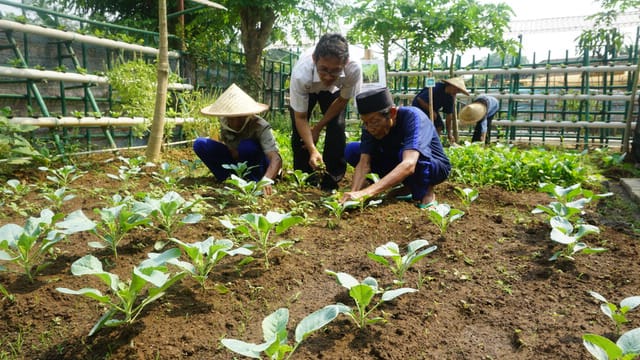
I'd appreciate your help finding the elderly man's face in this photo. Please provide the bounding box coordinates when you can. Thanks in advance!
[361,111,392,139]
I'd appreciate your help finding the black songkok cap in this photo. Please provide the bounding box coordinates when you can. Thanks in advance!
[355,87,394,114]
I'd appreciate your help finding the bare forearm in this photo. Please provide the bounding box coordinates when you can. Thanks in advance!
[315,97,348,130]
[294,113,318,152]
[264,152,282,180]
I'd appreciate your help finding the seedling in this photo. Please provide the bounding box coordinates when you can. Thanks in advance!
[532,183,612,222]
[287,169,313,188]
[322,193,360,225]
[583,327,640,360]
[106,156,152,183]
[426,203,464,234]
[454,187,479,211]
[41,187,76,211]
[0,209,96,282]
[167,237,253,288]
[325,270,417,328]
[151,161,185,190]
[3,179,31,199]
[89,198,151,258]
[367,239,437,286]
[132,191,203,249]
[589,291,640,337]
[222,161,257,179]
[548,216,606,261]
[222,175,274,206]
[38,165,86,188]
[219,211,303,268]
[180,158,202,177]
[221,305,348,360]
[56,249,186,336]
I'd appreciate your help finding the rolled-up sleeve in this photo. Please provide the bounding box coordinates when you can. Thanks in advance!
[340,61,362,100]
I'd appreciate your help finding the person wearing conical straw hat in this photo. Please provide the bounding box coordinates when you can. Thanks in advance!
[459,94,499,144]
[342,87,451,210]
[289,33,362,191]
[195,83,282,195]
[411,77,469,145]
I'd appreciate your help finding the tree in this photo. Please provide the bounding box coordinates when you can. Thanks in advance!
[578,0,640,161]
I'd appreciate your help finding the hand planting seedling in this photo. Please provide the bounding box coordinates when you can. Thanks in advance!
[56,249,186,336]
[589,291,640,337]
[167,237,253,288]
[221,305,348,360]
[583,327,640,360]
[219,211,303,269]
[89,198,151,258]
[132,190,203,249]
[0,209,95,282]
[454,187,479,211]
[548,216,606,261]
[325,270,417,328]
[425,203,464,235]
[368,239,437,286]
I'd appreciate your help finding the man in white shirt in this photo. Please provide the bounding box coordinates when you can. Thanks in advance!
[289,33,362,190]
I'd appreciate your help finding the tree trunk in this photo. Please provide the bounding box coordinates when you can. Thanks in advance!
[239,6,276,99]
[146,0,169,162]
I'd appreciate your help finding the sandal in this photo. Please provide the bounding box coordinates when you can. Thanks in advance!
[417,200,438,211]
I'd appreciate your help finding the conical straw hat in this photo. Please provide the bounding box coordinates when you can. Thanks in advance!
[201,83,269,117]
[459,102,487,125]
[442,77,470,96]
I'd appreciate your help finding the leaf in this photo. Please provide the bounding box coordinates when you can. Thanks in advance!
[294,304,343,343]
[181,213,202,224]
[381,288,418,302]
[583,333,621,360]
[589,291,608,303]
[330,271,360,289]
[350,284,376,309]
[620,296,640,311]
[262,308,289,343]
[220,338,268,359]
[56,287,110,303]
[374,242,400,257]
[55,210,96,234]
[617,327,640,355]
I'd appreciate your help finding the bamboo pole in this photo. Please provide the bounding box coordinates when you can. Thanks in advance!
[8,116,195,127]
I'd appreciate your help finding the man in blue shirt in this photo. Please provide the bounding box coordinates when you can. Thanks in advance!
[342,87,451,209]
[412,77,469,144]
[459,94,500,144]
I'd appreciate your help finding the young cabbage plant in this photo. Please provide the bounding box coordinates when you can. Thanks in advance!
[368,239,437,286]
[0,209,96,282]
[222,161,258,179]
[221,305,349,360]
[426,203,464,235]
[287,169,313,188]
[132,191,203,249]
[583,327,640,360]
[56,249,186,336]
[151,161,185,190]
[219,211,303,269]
[180,158,202,177]
[89,199,151,258]
[38,164,86,188]
[222,174,273,206]
[106,155,152,183]
[548,216,606,261]
[454,187,479,211]
[3,178,31,199]
[325,270,417,328]
[533,183,613,222]
[41,187,76,211]
[167,237,253,288]
[321,194,360,226]
[589,291,640,337]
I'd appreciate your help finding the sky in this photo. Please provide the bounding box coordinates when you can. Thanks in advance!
[466,0,637,62]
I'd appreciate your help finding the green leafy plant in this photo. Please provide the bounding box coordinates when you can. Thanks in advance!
[180,158,203,177]
[41,187,76,211]
[221,305,348,360]
[589,291,640,337]
[132,191,203,249]
[454,187,479,211]
[321,194,361,227]
[167,237,253,288]
[56,249,186,336]
[221,175,274,206]
[0,209,95,282]
[367,239,437,286]
[222,161,257,179]
[219,211,303,268]
[0,113,41,172]
[548,216,606,261]
[89,197,152,258]
[152,161,186,190]
[38,165,86,188]
[426,203,465,235]
[286,169,314,189]
[583,327,640,360]
[106,156,151,183]
[3,179,32,199]
[532,183,612,222]
[325,270,417,328]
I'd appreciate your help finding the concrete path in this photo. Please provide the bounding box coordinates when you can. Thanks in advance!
[621,178,640,204]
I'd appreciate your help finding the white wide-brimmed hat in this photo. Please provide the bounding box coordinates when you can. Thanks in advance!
[459,102,488,125]
[442,77,470,96]
[201,83,269,117]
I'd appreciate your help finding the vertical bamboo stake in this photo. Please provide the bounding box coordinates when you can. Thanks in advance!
[146,0,169,162]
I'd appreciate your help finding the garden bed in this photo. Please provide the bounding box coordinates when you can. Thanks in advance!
[1,147,639,360]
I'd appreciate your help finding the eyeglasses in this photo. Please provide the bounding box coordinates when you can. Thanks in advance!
[362,116,387,130]
[316,66,343,77]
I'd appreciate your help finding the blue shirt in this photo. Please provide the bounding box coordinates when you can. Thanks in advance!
[360,106,450,167]
[474,95,499,133]
[411,82,454,115]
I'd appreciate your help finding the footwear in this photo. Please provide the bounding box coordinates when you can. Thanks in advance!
[395,194,413,201]
[417,200,438,211]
